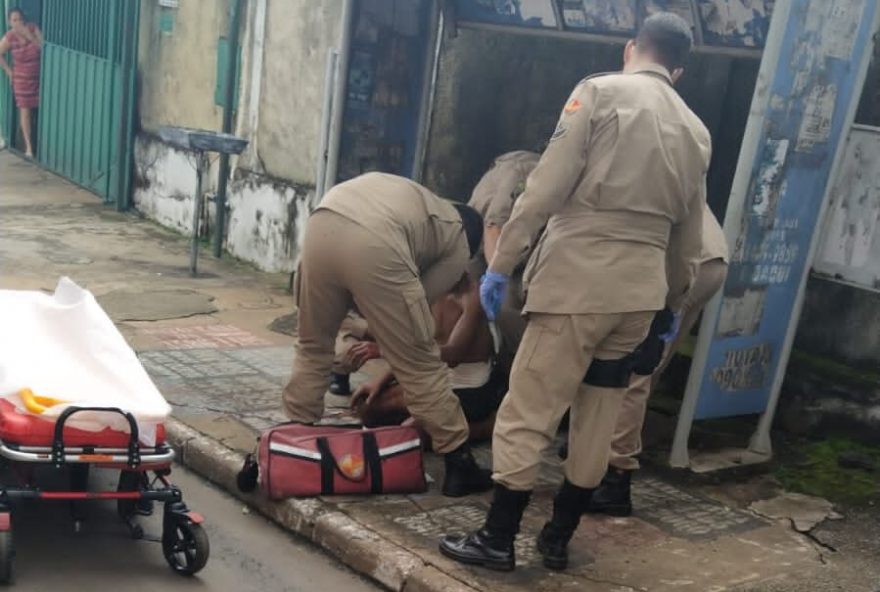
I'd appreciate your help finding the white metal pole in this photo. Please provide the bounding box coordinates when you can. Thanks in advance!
[669,0,794,468]
[412,1,444,183]
[240,0,268,171]
[315,48,338,201]
[323,0,355,194]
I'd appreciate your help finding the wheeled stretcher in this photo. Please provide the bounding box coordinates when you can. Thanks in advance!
[0,400,209,583]
[0,278,209,583]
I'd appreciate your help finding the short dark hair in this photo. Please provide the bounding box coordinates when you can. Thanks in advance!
[637,13,693,72]
[8,8,24,19]
[452,203,483,258]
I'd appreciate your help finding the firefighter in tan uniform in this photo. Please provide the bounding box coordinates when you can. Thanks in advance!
[587,205,728,516]
[283,172,492,497]
[441,13,710,571]
[468,151,541,369]
[328,151,542,397]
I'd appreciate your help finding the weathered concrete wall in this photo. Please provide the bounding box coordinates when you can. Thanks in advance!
[423,28,759,206]
[133,133,308,273]
[226,173,314,273]
[133,134,199,236]
[796,278,880,370]
[245,0,343,185]
[133,0,338,272]
[137,0,227,133]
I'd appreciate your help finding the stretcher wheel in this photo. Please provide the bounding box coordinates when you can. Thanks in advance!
[0,529,13,585]
[162,519,209,576]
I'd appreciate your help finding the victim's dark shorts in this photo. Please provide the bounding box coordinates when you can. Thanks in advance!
[453,364,506,423]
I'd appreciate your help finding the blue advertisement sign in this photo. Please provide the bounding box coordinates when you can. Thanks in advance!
[336,0,433,182]
[455,0,774,48]
[455,0,559,28]
[692,0,877,419]
[696,0,772,48]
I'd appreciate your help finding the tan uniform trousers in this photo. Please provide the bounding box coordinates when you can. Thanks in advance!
[492,311,653,491]
[608,258,729,471]
[283,211,469,454]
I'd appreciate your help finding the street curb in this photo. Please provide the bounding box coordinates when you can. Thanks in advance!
[165,418,479,592]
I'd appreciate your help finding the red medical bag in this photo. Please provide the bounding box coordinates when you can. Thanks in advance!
[253,424,427,499]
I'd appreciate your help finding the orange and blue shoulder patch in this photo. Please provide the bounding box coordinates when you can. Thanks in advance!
[563,99,582,114]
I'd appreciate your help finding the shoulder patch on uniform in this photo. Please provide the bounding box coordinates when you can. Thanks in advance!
[563,99,582,114]
[550,120,568,142]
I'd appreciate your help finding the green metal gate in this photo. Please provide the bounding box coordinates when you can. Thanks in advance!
[38,0,139,208]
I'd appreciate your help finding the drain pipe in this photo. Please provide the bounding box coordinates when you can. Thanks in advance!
[322,0,355,195]
[212,0,244,258]
[314,48,338,201]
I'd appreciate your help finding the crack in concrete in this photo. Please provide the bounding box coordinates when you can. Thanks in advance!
[797,521,838,566]
[778,517,838,566]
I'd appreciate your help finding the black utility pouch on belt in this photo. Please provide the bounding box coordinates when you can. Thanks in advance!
[582,308,674,387]
[631,308,674,376]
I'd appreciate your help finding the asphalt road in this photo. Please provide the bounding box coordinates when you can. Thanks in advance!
[4,465,380,591]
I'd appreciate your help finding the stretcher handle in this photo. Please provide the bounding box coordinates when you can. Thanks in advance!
[51,406,141,468]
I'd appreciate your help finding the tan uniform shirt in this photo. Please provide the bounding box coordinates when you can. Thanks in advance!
[316,172,469,304]
[468,151,541,226]
[491,64,711,314]
[701,205,729,264]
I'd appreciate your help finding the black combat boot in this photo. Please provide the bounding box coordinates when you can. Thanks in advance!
[537,479,593,571]
[439,484,531,571]
[328,372,351,395]
[442,443,493,497]
[586,467,632,517]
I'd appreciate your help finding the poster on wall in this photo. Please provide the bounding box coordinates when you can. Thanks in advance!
[336,0,431,182]
[689,0,875,420]
[814,126,880,290]
[697,0,772,47]
[454,0,559,28]
[561,0,638,33]
[642,0,697,29]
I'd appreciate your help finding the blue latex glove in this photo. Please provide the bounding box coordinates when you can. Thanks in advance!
[480,271,509,321]
[659,311,682,344]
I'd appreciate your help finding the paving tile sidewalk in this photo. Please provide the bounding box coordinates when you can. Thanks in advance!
[3,152,879,592]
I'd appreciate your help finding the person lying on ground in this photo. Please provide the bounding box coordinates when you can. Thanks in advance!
[350,271,503,443]
[328,311,380,395]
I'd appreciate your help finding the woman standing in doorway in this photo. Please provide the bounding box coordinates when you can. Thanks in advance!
[0,8,42,158]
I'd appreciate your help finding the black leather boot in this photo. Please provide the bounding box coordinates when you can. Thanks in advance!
[439,484,531,571]
[586,467,632,517]
[328,372,351,395]
[442,444,493,497]
[537,480,593,571]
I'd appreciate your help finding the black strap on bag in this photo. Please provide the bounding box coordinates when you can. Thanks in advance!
[362,432,383,494]
[316,437,337,495]
[316,432,384,495]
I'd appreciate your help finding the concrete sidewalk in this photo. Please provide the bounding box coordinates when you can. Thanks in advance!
[2,152,879,592]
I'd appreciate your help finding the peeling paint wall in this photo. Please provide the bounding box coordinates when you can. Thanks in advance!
[132,0,339,272]
[226,174,314,273]
[133,135,199,236]
[133,134,308,273]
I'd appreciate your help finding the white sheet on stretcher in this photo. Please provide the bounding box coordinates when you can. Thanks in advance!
[0,278,171,446]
